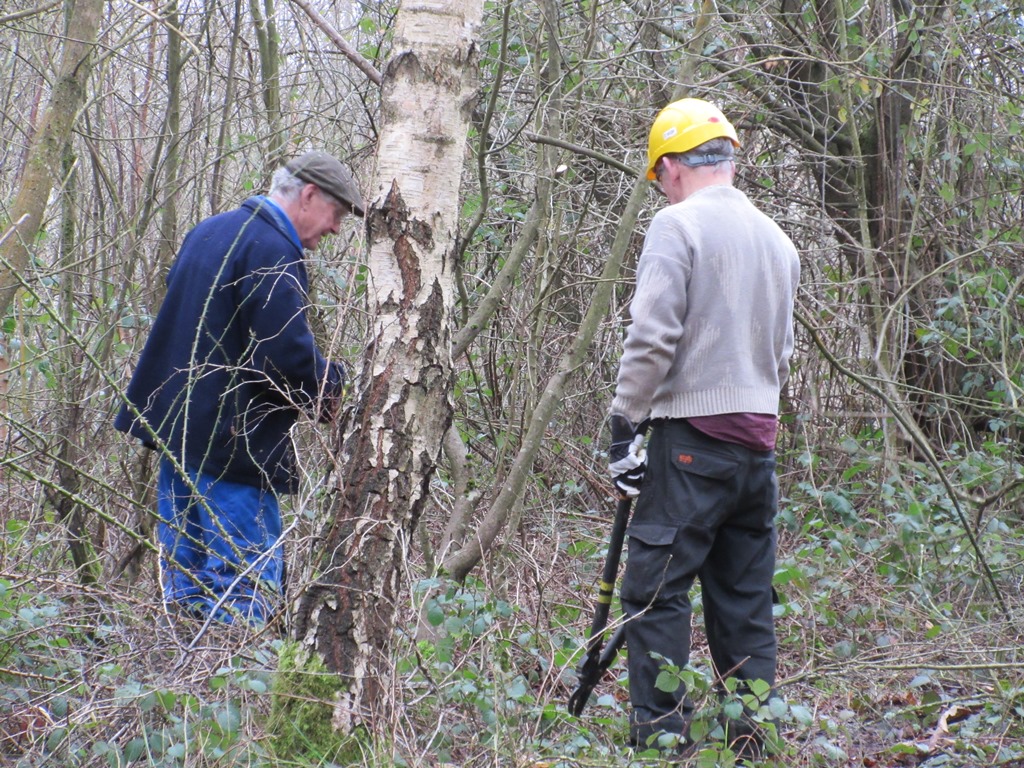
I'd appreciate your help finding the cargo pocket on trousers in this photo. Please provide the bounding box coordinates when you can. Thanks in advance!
[671,448,739,479]
[620,523,678,605]
[669,448,740,522]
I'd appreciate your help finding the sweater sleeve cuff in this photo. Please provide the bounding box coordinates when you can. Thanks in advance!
[610,397,650,426]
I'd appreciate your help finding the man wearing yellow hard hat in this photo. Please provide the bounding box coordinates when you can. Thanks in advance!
[607,98,800,758]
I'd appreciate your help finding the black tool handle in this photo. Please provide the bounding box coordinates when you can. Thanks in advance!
[584,494,631,647]
[567,495,633,715]
[567,418,650,716]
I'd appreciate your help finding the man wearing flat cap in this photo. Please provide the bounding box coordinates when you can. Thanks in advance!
[115,150,364,626]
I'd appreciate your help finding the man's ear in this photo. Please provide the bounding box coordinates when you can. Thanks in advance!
[299,183,319,206]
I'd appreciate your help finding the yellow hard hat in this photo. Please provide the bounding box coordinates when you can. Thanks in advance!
[646,98,740,180]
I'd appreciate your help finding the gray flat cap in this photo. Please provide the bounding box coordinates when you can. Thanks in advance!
[286,151,365,217]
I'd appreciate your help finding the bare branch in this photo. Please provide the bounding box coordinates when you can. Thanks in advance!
[0,1,60,25]
[524,131,638,177]
[288,0,383,86]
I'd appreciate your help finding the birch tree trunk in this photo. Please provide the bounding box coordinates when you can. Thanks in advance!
[292,0,483,732]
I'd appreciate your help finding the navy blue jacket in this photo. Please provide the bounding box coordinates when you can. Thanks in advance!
[115,197,345,493]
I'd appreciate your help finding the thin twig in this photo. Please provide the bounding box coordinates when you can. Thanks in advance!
[0,214,30,247]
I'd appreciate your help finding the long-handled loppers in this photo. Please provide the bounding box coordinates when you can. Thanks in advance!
[567,493,633,716]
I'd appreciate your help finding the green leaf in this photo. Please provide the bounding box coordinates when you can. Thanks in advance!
[722,699,744,719]
[167,743,186,759]
[789,703,814,725]
[214,702,241,736]
[833,640,856,658]
[822,491,856,521]
[748,678,772,700]
[123,737,146,761]
[655,670,680,693]
[769,696,790,719]
[506,678,528,700]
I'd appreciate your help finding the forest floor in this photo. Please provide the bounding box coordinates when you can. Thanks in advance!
[2,493,1024,767]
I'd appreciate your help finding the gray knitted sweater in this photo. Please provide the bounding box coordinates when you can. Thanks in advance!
[611,184,800,424]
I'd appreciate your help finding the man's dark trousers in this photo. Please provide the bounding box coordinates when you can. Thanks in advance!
[620,419,778,746]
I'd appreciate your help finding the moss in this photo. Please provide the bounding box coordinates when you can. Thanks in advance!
[268,642,368,764]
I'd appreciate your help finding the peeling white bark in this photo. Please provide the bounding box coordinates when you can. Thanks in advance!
[295,0,483,735]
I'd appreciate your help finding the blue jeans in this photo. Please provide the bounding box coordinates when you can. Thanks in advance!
[157,458,283,624]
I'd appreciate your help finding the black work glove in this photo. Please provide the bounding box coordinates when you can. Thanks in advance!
[607,414,647,497]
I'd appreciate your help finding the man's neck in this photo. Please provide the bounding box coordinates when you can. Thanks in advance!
[267,192,299,221]
[260,193,304,251]
[675,167,734,203]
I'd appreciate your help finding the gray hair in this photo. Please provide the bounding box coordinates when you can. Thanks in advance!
[269,166,306,201]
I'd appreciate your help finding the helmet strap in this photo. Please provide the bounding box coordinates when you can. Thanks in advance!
[677,153,734,168]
